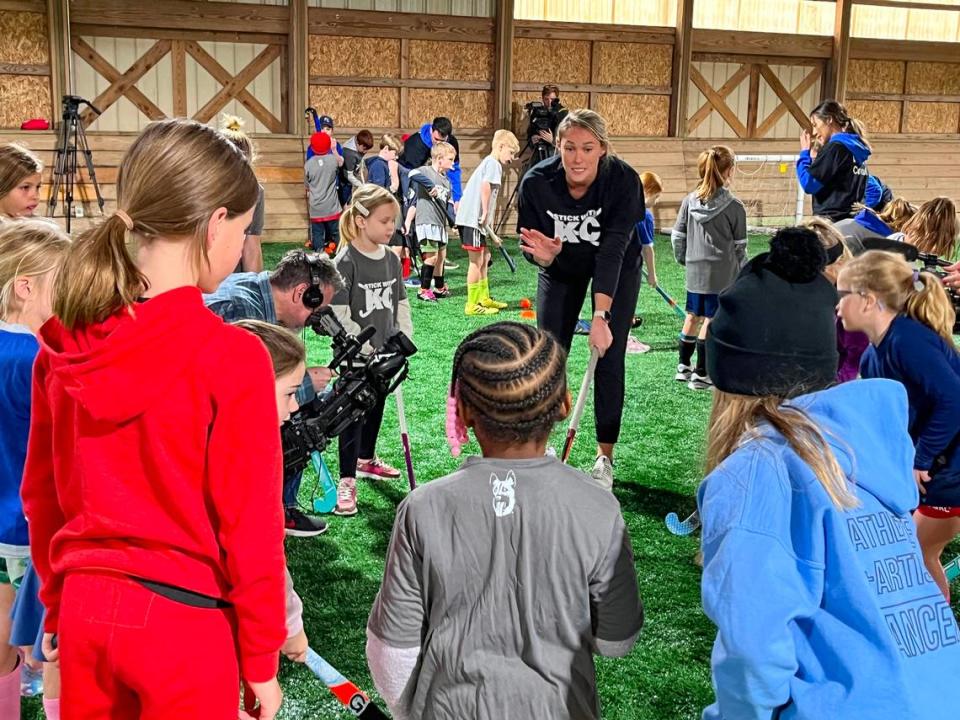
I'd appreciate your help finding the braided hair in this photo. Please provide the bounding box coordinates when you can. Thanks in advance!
[448,322,568,452]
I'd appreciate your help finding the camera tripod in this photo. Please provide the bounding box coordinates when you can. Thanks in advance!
[493,135,553,237]
[47,95,105,233]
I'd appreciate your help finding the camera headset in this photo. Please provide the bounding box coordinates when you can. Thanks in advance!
[299,251,326,310]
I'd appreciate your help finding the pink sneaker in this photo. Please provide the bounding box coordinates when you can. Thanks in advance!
[417,289,437,302]
[357,457,401,480]
[333,477,357,516]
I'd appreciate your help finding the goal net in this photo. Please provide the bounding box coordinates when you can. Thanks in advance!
[733,154,805,233]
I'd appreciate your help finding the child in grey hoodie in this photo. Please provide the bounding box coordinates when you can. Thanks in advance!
[671,145,747,390]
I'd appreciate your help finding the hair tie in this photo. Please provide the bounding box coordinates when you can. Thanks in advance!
[912,269,924,292]
[445,382,468,457]
[113,209,134,231]
[354,201,369,217]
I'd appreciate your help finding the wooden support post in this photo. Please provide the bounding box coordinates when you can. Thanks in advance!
[288,0,308,134]
[588,41,599,111]
[746,63,760,137]
[825,0,852,102]
[669,0,694,137]
[171,40,187,117]
[46,0,71,120]
[493,0,515,130]
[400,38,409,128]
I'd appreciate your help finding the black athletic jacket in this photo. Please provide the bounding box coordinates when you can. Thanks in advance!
[795,133,871,221]
[517,154,643,298]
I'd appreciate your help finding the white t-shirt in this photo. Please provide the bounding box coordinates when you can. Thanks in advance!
[455,154,502,230]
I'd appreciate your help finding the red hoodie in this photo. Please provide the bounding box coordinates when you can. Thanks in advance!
[21,286,286,682]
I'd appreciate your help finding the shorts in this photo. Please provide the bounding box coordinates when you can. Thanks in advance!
[916,505,960,519]
[685,292,719,318]
[0,554,28,589]
[389,229,406,248]
[460,225,485,252]
[417,224,447,252]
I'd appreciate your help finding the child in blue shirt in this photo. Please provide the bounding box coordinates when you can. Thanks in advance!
[838,250,960,601]
[0,219,70,719]
[700,227,960,720]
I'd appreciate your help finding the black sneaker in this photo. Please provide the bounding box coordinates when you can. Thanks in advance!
[284,508,328,537]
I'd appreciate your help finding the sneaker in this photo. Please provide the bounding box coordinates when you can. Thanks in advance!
[465,303,499,316]
[357,457,401,480]
[675,363,693,382]
[574,319,591,335]
[444,260,459,270]
[688,371,714,390]
[333,477,358,516]
[433,286,452,299]
[404,277,421,288]
[479,297,508,310]
[625,336,651,354]
[631,315,644,329]
[590,455,614,491]
[417,289,438,302]
[284,507,328,537]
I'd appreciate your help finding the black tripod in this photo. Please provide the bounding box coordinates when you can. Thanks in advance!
[494,135,553,237]
[47,95,105,233]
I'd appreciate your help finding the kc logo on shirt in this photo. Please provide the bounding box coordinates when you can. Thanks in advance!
[358,279,395,319]
[548,209,602,247]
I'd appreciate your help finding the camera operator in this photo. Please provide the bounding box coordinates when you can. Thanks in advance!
[204,249,344,536]
[528,85,567,157]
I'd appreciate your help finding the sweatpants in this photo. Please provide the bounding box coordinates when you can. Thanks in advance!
[536,245,642,444]
[338,395,388,478]
[59,571,241,719]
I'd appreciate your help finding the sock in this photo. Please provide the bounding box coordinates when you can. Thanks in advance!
[678,334,696,366]
[420,264,434,291]
[466,282,479,309]
[43,697,60,720]
[401,257,411,279]
[0,657,20,720]
[695,339,707,376]
[480,278,490,300]
[434,274,445,290]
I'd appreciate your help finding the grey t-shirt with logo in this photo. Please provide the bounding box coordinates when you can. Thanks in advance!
[331,244,406,349]
[368,455,643,720]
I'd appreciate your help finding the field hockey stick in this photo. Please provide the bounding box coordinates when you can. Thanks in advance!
[945,554,960,583]
[641,267,685,319]
[482,225,517,273]
[562,347,600,463]
[665,510,701,536]
[305,648,391,718]
[395,386,416,490]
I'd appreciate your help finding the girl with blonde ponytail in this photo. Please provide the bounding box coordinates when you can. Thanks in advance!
[20,118,287,718]
[700,229,960,720]
[838,250,960,602]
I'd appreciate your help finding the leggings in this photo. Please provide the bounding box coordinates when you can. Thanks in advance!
[338,395,388,478]
[536,246,642,445]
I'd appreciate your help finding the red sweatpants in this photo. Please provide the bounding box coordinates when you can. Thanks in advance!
[59,572,241,720]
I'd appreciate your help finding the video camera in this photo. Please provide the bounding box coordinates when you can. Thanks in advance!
[918,252,960,334]
[281,309,417,476]
[524,98,563,136]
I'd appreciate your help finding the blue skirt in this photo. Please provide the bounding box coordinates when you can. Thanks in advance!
[10,560,47,662]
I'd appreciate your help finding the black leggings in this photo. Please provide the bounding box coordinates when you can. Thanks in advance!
[536,246,642,445]
[338,395,387,479]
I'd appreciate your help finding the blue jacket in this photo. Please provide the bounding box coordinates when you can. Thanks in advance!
[635,208,655,248]
[399,123,462,202]
[863,174,892,211]
[0,325,38,549]
[852,208,893,237]
[796,133,870,221]
[699,379,960,720]
[860,315,960,506]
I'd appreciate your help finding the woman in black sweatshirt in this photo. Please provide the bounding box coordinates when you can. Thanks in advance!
[517,108,643,489]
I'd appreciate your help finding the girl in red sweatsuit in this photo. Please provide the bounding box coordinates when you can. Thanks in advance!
[20,118,287,719]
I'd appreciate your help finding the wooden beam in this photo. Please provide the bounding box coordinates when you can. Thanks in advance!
[758,64,810,128]
[310,76,494,91]
[70,0,289,35]
[848,92,960,103]
[0,0,44,10]
[755,65,820,138]
[693,29,833,59]
[853,0,960,11]
[185,41,283,133]
[307,7,494,43]
[588,41,600,111]
[71,23,287,46]
[850,38,960,63]
[399,39,409,128]
[288,0,308,133]
[171,40,187,117]
[72,37,171,126]
[670,0,694,137]
[687,64,750,134]
[194,45,282,126]
[512,81,671,95]
[693,52,823,67]
[46,0,70,120]
[0,63,50,76]
[514,19,674,44]
[689,65,748,138]
[746,64,760,138]
[825,0,852,102]
[493,0,515,130]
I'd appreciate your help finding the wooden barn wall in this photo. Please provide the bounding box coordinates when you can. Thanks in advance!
[308,0,494,16]
[0,5,53,128]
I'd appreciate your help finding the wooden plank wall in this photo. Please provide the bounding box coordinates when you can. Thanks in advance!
[0,3,54,127]
[4,130,956,241]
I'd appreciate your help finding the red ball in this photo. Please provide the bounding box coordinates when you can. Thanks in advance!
[520,298,532,309]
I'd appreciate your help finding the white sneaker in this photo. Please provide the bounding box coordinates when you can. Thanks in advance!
[590,455,614,491]
[688,372,714,391]
[675,363,693,382]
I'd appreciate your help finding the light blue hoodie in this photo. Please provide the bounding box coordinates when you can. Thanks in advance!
[698,379,960,720]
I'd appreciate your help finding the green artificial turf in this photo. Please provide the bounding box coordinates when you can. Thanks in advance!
[23,233,960,719]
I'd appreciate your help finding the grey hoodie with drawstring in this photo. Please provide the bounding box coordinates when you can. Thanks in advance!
[671,187,748,295]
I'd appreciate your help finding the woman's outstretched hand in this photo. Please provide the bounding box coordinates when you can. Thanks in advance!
[519,227,562,266]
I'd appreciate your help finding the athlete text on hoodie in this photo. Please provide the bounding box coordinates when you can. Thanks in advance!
[516,154,644,299]
[795,133,871,221]
[698,379,960,720]
[20,286,287,682]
